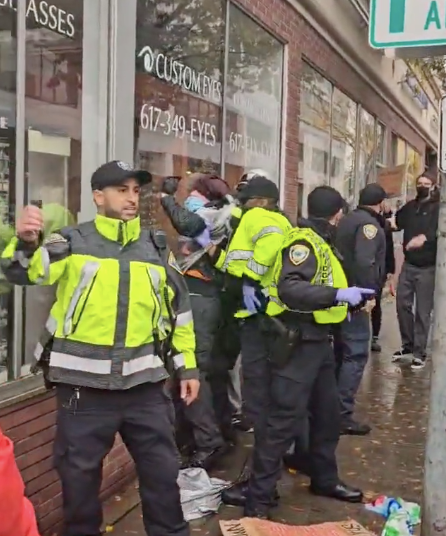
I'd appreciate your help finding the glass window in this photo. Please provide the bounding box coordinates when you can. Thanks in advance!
[391,133,407,166]
[358,108,376,187]
[134,0,225,194]
[331,88,357,203]
[376,121,386,165]
[0,3,16,383]
[406,146,423,199]
[23,0,83,371]
[224,4,284,188]
[299,63,331,215]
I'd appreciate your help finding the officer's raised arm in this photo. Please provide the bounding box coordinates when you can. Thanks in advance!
[277,240,338,312]
[1,205,69,286]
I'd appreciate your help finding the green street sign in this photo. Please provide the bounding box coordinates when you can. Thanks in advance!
[370,0,446,49]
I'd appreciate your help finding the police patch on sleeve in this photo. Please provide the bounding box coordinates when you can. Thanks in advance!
[363,224,378,240]
[289,244,310,266]
[168,251,182,274]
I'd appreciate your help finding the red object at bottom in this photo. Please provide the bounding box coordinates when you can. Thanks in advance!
[0,428,40,536]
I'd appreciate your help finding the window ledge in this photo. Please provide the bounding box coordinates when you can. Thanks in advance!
[0,374,47,411]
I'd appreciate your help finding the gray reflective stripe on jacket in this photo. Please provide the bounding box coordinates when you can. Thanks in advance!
[36,222,193,390]
[246,258,269,276]
[222,249,253,271]
[252,226,284,243]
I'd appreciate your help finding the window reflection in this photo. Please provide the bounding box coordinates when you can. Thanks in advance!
[406,146,423,199]
[224,4,284,188]
[331,88,357,203]
[299,63,331,215]
[358,108,376,187]
[23,0,83,370]
[0,3,16,382]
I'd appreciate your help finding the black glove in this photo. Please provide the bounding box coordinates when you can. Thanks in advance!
[162,176,181,195]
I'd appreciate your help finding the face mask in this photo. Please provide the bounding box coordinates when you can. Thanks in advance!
[184,196,206,212]
[416,186,430,199]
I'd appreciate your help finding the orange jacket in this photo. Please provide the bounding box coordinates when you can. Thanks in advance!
[0,428,40,536]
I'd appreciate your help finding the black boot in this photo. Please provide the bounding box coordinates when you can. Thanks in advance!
[283,453,311,477]
[340,421,371,436]
[222,479,280,507]
[183,444,229,471]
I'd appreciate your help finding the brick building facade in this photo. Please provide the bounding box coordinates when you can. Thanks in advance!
[0,0,437,534]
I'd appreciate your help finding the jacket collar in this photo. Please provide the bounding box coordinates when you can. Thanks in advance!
[356,206,385,226]
[94,214,141,244]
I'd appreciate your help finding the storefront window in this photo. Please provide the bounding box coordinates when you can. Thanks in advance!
[358,108,376,187]
[299,63,332,215]
[0,3,16,383]
[376,121,386,165]
[406,146,423,199]
[23,0,83,371]
[224,4,284,188]
[331,87,357,203]
[134,0,225,188]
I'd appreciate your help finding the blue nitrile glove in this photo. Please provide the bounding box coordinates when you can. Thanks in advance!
[335,287,374,307]
[194,226,212,248]
[243,283,262,313]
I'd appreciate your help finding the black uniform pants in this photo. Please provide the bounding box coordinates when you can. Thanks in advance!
[54,382,188,536]
[371,289,383,338]
[246,338,340,511]
[180,293,223,452]
[239,315,270,430]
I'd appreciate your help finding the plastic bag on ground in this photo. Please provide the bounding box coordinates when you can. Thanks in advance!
[365,495,421,536]
[178,467,230,521]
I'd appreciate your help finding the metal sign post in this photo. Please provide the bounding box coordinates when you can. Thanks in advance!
[439,95,446,173]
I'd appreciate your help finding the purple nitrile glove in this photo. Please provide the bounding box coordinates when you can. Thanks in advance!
[194,226,212,248]
[335,287,374,307]
[242,283,262,313]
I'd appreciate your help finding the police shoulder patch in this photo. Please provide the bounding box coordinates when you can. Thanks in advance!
[363,224,378,240]
[289,244,310,266]
[168,251,182,274]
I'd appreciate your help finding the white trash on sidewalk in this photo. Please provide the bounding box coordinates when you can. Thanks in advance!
[178,467,230,521]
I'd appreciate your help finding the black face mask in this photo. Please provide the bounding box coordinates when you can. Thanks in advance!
[416,186,430,199]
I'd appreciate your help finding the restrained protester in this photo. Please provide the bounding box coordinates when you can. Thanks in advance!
[1,160,199,536]
[243,186,371,519]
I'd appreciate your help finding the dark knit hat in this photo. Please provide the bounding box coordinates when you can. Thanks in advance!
[238,176,279,202]
[359,183,387,206]
[307,186,345,219]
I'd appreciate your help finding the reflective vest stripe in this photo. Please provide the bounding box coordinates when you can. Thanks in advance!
[246,258,269,276]
[222,249,253,271]
[252,226,285,243]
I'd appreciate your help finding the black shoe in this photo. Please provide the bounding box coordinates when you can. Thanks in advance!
[371,337,381,353]
[243,507,271,519]
[221,480,279,507]
[283,454,311,477]
[392,347,413,363]
[340,421,371,436]
[185,444,228,471]
[222,480,248,506]
[232,415,254,433]
[310,481,363,503]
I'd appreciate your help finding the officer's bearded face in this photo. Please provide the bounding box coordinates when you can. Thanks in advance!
[94,178,140,221]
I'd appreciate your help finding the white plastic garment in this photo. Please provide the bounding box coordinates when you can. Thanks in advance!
[178,467,230,521]
[179,196,238,272]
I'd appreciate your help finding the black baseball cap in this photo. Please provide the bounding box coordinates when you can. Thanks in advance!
[359,183,387,206]
[91,160,152,191]
[238,176,279,202]
[308,186,345,219]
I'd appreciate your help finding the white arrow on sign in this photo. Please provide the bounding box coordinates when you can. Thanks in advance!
[439,95,446,173]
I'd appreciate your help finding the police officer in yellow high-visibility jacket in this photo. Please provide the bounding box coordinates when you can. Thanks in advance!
[0,161,198,536]
[208,175,291,436]
[244,186,373,519]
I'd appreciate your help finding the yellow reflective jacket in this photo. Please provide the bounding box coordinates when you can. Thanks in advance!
[267,227,348,324]
[1,215,197,389]
[213,207,291,318]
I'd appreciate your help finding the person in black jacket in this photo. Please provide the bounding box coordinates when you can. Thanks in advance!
[159,174,234,470]
[392,172,439,370]
[335,183,386,436]
[370,203,396,352]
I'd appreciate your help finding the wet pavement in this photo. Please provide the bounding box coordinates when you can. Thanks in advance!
[110,300,429,535]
